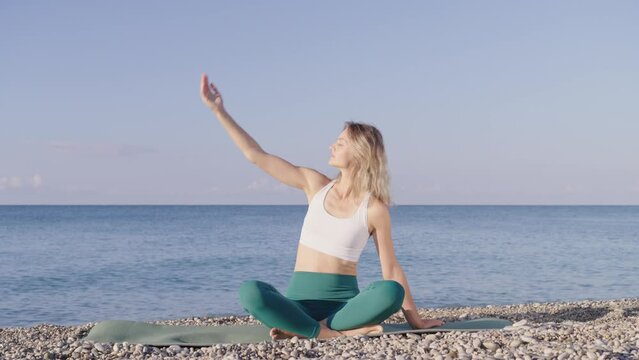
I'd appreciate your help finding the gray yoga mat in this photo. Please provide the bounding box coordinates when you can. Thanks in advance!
[82,318,513,346]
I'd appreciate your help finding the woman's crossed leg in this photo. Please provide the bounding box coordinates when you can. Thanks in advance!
[239,279,404,340]
[325,279,405,331]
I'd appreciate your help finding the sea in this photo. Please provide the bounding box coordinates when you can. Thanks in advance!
[1,205,637,328]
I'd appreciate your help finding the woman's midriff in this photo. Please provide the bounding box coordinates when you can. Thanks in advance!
[294,243,358,276]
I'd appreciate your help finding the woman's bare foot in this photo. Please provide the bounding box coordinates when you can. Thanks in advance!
[269,319,384,341]
[337,324,384,337]
[316,318,383,339]
[419,319,446,328]
[270,327,301,340]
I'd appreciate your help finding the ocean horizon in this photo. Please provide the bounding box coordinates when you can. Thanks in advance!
[1,205,638,328]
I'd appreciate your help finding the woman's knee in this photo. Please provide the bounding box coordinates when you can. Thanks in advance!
[239,280,272,309]
[372,280,405,308]
[329,281,405,330]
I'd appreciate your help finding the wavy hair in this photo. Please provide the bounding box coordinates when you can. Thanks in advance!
[333,121,394,207]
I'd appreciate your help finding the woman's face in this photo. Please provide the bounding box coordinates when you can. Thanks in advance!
[328,129,353,168]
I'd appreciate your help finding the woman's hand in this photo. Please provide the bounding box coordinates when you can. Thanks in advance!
[200,73,225,113]
[410,317,446,330]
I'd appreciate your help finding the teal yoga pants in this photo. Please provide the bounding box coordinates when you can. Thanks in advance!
[239,271,405,338]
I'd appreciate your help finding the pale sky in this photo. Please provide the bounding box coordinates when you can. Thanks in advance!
[1,1,638,205]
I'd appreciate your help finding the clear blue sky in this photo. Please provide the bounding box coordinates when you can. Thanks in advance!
[1,1,637,205]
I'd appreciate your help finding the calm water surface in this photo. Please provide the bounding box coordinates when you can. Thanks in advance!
[1,205,637,327]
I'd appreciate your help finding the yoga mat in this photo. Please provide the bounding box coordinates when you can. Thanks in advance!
[82,318,512,346]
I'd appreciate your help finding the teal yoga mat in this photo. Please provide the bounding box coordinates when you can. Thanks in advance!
[82,318,512,346]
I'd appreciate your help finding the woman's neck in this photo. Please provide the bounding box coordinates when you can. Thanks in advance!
[334,177,363,202]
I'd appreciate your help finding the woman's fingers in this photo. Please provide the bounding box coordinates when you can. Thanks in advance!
[201,74,210,95]
[210,83,221,99]
[200,73,224,110]
[209,82,218,95]
[202,77,217,99]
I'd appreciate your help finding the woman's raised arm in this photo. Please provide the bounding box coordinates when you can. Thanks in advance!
[200,73,264,161]
[200,73,323,191]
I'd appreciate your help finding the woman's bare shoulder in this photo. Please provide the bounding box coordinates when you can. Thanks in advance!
[299,168,331,203]
[367,196,390,220]
[365,196,389,236]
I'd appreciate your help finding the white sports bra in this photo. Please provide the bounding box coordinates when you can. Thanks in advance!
[298,179,372,262]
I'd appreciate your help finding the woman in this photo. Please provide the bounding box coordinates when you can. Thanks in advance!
[200,74,445,341]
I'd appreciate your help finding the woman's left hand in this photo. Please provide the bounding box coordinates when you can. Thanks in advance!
[410,318,446,330]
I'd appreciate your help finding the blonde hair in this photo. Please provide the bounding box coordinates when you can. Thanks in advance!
[333,121,394,207]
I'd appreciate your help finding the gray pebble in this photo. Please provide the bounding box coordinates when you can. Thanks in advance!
[509,339,522,348]
[424,334,438,341]
[520,335,537,344]
[482,341,498,351]
[512,319,528,327]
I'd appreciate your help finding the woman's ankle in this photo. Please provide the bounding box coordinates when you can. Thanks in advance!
[316,322,344,339]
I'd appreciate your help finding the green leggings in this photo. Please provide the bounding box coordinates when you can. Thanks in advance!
[239,271,405,338]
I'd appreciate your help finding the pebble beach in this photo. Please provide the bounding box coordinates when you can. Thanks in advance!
[1,297,637,360]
